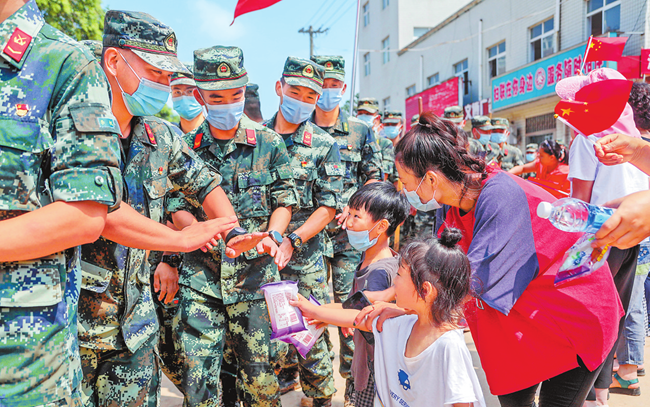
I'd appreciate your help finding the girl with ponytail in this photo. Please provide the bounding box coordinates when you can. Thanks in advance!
[362,112,622,407]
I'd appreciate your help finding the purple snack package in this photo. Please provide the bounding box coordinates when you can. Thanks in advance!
[555,233,610,286]
[277,295,326,358]
[261,281,306,339]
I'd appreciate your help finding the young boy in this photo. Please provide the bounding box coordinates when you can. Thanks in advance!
[293,181,409,407]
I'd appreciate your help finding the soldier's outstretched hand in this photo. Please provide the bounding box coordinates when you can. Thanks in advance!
[275,239,294,270]
[225,232,269,258]
[335,205,350,229]
[256,236,279,257]
[179,215,238,253]
[153,262,179,304]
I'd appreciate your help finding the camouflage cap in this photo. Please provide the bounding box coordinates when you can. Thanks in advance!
[310,55,345,81]
[246,83,260,99]
[471,115,493,130]
[171,63,195,87]
[526,143,538,152]
[357,97,379,114]
[81,40,102,61]
[411,114,419,125]
[193,46,249,91]
[103,10,189,74]
[491,117,510,130]
[443,106,464,124]
[282,56,324,95]
[382,110,402,124]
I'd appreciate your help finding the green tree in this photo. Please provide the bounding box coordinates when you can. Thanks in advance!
[341,93,359,116]
[36,0,105,41]
[155,105,180,123]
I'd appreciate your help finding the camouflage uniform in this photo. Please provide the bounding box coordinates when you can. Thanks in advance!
[0,1,122,406]
[245,83,264,123]
[78,11,213,407]
[311,60,383,381]
[470,116,499,164]
[264,57,344,403]
[491,118,524,171]
[379,110,401,184]
[80,40,102,61]
[169,46,298,407]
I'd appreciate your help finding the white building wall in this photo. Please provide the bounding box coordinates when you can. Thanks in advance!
[359,0,647,118]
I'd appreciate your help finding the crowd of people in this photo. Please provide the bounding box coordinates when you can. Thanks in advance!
[2,2,650,407]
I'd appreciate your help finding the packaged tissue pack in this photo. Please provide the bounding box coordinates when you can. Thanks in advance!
[278,295,325,358]
[261,281,306,339]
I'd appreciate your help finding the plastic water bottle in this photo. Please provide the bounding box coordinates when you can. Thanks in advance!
[537,198,614,234]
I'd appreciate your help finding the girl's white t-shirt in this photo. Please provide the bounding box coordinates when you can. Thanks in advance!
[372,315,486,407]
[568,135,648,206]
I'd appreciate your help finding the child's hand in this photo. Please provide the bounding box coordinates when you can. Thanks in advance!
[290,294,318,318]
[305,317,329,330]
[354,301,407,332]
[341,327,354,337]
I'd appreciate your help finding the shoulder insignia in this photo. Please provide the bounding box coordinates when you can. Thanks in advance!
[144,123,157,145]
[303,131,312,147]
[246,128,257,146]
[3,27,31,62]
[194,133,204,149]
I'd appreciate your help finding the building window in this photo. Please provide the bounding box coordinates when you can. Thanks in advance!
[587,0,620,36]
[363,2,369,27]
[363,53,370,76]
[454,59,469,96]
[382,0,389,10]
[413,27,429,39]
[427,73,439,88]
[530,18,555,62]
[488,42,506,78]
[406,84,416,97]
[382,36,390,64]
[383,97,391,110]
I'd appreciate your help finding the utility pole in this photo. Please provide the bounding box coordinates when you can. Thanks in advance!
[298,25,328,57]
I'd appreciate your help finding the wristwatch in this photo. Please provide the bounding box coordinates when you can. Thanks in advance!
[268,230,284,245]
[161,254,183,268]
[287,232,303,250]
[225,227,247,245]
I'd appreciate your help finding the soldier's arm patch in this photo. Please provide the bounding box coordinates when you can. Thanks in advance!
[324,162,345,177]
[276,166,293,180]
[70,103,120,134]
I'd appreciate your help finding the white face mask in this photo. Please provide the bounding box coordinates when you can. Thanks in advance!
[404,174,441,211]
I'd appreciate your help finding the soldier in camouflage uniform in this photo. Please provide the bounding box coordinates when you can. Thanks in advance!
[264,56,343,407]
[355,97,382,137]
[310,55,383,400]
[471,115,500,163]
[443,105,466,129]
[78,12,248,407]
[171,64,205,134]
[0,2,123,406]
[380,110,402,184]
[168,45,299,407]
[245,83,264,123]
[491,117,524,171]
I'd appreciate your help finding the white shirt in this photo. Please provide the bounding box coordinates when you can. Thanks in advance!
[568,135,648,206]
[373,315,486,407]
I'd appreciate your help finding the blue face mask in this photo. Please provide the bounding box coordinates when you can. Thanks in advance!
[357,114,374,125]
[346,221,382,252]
[404,175,441,212]
[115,52,170,116]
[280,94,316,124]
[200,93,245,130]
[477,133,491,146]
[316,88,343,112]
[491,131,507,144]
[173,95,203,120]
[526,153,536,162]
[383,125,401,139]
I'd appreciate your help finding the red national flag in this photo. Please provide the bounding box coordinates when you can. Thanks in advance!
[584,36,628,64]
[617,55,641,79]
[554,79,632,137]
[231,0,282,25]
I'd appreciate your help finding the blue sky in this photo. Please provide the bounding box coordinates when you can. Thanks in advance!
[102,0,359,118]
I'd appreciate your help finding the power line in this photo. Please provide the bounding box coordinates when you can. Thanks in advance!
[305,1,330,27]
[323,1,356,31]
[299,26,329,57]
[312,0,347,28]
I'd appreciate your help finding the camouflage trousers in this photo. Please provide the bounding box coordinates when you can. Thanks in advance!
[0,254,83,407]
[154,297,183,388]
[79,334,161,407]
[173,286,282,407]
[279,249,336,400]
[405,210,436,242]
[324,244,360,380]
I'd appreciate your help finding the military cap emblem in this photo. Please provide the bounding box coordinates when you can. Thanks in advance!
[217,63,231,78]
[324,61,333,70]
[164,34,176,53]
[15,103,29,117]
[303,65,315,78]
